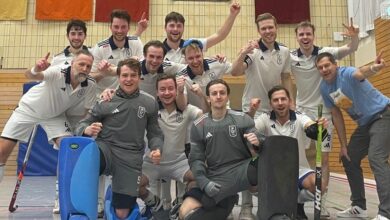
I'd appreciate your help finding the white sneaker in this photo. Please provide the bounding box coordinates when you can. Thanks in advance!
[372,214,390,220]
[239,206,255,220]
[337,205,368,218]
[320,205,330,219]
[97,198,104,218]
[52,197,60,214]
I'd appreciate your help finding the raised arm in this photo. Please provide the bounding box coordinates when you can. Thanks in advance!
[230,40,258,76]
[354,51,386,80]
[337,18,360,59]
[25,52,51,81]
[205,1,241,49]
[134,12,148,37]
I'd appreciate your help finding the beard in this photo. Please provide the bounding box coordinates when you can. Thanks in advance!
[75,72,87,83]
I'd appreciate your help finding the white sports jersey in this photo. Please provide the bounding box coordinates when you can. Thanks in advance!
[145,104,201,165]
[242,40,291,113]
[51,45,91,68]
[290,46,339,114]
[163,38,207,64]
[92,35,143,95]
[139,60,186,97]
[255,110,312,168]
[17,66,96,120]
[177,58,232,108]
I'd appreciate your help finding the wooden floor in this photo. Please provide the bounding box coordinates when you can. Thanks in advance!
[0,173,380,220]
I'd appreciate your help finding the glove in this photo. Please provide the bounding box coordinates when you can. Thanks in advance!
[204,181,221,197]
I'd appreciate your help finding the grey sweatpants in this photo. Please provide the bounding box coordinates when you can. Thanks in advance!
[342,107,390,218]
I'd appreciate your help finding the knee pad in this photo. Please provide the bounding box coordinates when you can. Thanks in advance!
[58,137,100,220]
[104,185,143,220]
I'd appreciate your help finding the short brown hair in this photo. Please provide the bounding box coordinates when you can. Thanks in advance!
[110,9,131,24]
[295,21,315,35]
[165,12,185,27]
[117,58,141,76]
[255,13,277,30]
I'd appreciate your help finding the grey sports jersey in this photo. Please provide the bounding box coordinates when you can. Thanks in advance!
[190,110,262,202]
[75,89,164,166]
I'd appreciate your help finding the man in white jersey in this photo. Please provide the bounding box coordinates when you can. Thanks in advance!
[52,17,147,69]
[177,39,232,111]
[142,74,203,219]
[252,86,327,220]
[91,9,144,96]
[0,50,96,185]
[163,2,241,63]
[230,12,294,219]
[51,19,89,68]
[290,20,359,218]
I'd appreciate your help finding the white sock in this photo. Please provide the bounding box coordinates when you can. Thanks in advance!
[0,163,5,183]
[297,189,315,203]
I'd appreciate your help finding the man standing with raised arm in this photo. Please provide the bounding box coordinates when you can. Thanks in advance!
[290,19,359,218]
[317,52,389,220]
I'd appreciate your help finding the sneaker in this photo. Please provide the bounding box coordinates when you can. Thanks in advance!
[169,199,182,220]
[142,197,164,219]
[296,203,308,220]
[97,198,104,218]
[52,197,60,214]
[239,206,255,220]
[320,205,330,219]
[372,214,390,220]
[337,205,368,218]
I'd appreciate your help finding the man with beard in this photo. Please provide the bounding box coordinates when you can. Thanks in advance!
[290,20,359,218]
[252,86,327,219]
[230,12,294,219]
[163,1,241,63]
[91,9,144,97]
[0,50,96,187]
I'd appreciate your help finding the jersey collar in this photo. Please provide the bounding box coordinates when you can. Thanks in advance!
[297,45,320,57]
[141,60,164,75]
[64,45,89,56]
[186,59,210,79]
[63,66,88,87]
[163,38,185,52]
[259,39,280,52]
[109,35,129,50]
[270,109,297,121]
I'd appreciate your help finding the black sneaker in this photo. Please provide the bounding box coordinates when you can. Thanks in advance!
[169,199,182,220]
[296,203,308,220]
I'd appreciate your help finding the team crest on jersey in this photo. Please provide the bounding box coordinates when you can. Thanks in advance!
[138,106,146,118]
[208,72,216,80]
[77,88,85,97]
[229,125,237,137]
[289,123,296,136]
[277,53,282,65]
[176,112,184,123]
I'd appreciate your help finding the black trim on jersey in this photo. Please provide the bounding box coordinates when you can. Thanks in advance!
[109,35,130,50]
[62,66,89,87]
[163,38,185,52]
[185,59,210,79]
[141,60,164,75]
[297,45,320,57]
[269,109,297,121]
[63,45,90,56]
[258,39,280,52]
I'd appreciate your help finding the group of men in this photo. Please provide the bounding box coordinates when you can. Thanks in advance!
[0,1,389,220]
